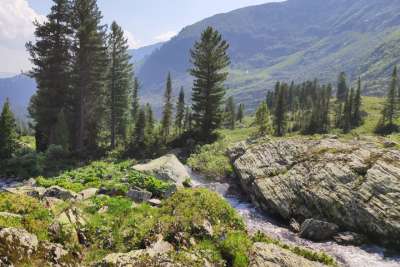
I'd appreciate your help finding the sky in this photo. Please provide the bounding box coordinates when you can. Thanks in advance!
[0,0,282,76]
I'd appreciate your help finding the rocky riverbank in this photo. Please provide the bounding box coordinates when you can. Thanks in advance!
[228,137,400,248]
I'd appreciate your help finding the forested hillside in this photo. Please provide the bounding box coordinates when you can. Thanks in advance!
[138,0,400,110]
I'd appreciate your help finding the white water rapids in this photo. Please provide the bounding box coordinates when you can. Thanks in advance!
[187,167,400,267]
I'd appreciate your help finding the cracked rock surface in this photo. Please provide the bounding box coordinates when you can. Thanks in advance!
[228,137,400,247]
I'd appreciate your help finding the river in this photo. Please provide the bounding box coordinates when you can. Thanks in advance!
[187,167,400,267]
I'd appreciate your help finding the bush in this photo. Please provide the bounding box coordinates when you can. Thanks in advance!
[220,231,252,267]
[36,160,171,196]
[187,140,233,179]
[158,189,245,240]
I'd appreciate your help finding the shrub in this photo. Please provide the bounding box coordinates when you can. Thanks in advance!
[187,140,233,179]
[0,193,53,240]
[220,231,252,267]
[158,189,245,240]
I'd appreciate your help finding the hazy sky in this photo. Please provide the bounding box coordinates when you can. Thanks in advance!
[0,0,283,75]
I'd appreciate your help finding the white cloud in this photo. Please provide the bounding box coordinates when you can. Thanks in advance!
[0,0,45,73]
[124,30,141,49]
[0,0,45,46]
[154,31,177,43]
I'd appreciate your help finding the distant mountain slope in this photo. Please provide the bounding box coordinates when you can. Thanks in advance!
[129,42,164,71]
[138,0,400,110]
[0,75,36,118]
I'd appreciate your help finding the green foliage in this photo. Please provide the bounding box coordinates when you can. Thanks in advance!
[54,110,70,151]
[0,99,18,159]
[36,160,171,197]
[220,231,252,267]
[187,139,233,179]
[0,193,53,240]
[273,83,287,136]
[236,104,244,123]
[159,189,245,238]
[190,26,230,140]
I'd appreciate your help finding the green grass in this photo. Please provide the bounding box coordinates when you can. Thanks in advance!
[0,193,53,240]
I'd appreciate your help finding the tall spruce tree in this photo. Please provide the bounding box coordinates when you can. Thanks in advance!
[273,84,287,136]
[161,73,173,141]
[190,27,230,140]
[336,72,348,102]
[352,78,362,126]
[72,0,109,153]
[376,66,399,134]
[255,101,271,135]
[342,88,354,133]
[108,21,133,149]
[0,100,18,160]
[175,87,185,134]
[133,106,146,145]
[145,103,155,136]
[26,0,73,152]
[54,110,70,151]
[184,106,192,132]
[132,78,140,123]
[237,104,244,123]
[225,96,236,129]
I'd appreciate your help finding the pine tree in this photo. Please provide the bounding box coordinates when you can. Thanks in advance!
[225,96,236,129]
[72,0,109,153]
[342,88,354,133]
[273,84,287,136]
[133,107,146,144]
[237,104,244,123]
[161,73,173,141]
[352,78,362,127]
[184,106,192,132]
[108,21,133,149]
[132,77,140,123]
[336,72,348,102]
[190,27,230,140]
[0,100,18,160]
[26,0,73,152]
[255,101,271,135]
[376,66,399,134]
[53,110,70,151]
[175,87,185,134]
[145,103,155,137]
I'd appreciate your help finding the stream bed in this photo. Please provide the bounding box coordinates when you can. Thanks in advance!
[187,168,400,267]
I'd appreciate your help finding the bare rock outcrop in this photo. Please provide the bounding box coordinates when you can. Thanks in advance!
[228,138,400,247]
[249,243,324,267]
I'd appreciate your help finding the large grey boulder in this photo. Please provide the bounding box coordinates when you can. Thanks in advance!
[249,243,324,267]
[228,137,400,247]
[299,219,339,241]
[96,239,174,267]
[133,154,190,186]
[0,228,39,263]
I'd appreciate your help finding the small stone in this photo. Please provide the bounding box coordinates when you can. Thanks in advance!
[333,231,367,246]
[98,206,109,214]
[78,188,98,200]
[299,219,339,241]
[147,198,162,207]
[126,189,152,202]
[42,186,78,201]
[383,141,397,148]
[289,218,300,233]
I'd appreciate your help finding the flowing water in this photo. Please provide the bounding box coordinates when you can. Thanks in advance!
[187,167,400,267]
